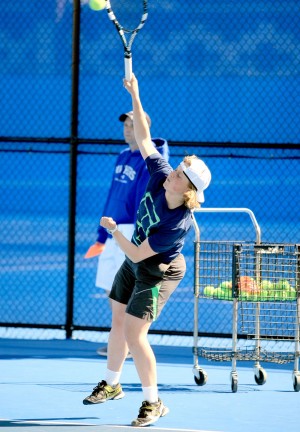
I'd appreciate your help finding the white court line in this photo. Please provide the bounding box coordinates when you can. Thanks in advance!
[0,419,222,431]
[110,427,222,432]
[0,419,95,425]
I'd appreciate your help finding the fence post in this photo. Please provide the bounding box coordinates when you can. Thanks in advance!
[66,0,81,339]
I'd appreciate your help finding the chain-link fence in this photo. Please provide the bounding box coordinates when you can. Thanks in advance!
[0,1,299,340]
[1,1,299,142]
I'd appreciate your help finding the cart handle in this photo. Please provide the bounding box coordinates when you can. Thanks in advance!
[192,207,261,244]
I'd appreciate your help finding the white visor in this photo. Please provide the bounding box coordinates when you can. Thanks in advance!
[180,159,211,203]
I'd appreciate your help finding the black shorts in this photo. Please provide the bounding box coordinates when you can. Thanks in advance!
[109,254,186,322]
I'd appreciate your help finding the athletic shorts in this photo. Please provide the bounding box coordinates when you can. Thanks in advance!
[109,253,186,322]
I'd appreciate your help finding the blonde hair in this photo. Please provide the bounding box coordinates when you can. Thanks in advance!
[182,155,200,209]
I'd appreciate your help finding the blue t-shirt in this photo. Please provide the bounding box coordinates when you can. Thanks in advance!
[97,138,169,244]
[132,153,193,263]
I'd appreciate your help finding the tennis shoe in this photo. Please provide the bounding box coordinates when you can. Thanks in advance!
[83,380,124,405]
[131,398,169,427]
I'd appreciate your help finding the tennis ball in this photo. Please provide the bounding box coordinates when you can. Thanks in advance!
[275,290,287,301]
[260,280,273,291]
[238,276,259,294]
[260,290,269,301]
[248,293,259,302]
[89,0,106,11]
[220,281,232,290]
[214,287,225,299]
[287,287,296,300]
[275,279,290,291]
[240,292,250,301]
[203,286,215,297]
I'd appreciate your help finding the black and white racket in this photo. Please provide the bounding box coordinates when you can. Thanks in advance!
[106,0,148,80]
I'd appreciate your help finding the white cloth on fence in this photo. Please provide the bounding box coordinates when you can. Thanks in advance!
[95,223,135,292]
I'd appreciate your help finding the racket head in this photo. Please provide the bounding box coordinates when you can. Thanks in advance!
[106,0,148,34]
[106,0,148,80]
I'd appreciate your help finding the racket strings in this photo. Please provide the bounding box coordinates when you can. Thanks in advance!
[107,0,148,34]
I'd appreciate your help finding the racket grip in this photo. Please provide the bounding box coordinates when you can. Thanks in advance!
[125,57,132,81]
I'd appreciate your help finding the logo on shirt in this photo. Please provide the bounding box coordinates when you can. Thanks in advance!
[115,164,136,181]
[134,192,160,244]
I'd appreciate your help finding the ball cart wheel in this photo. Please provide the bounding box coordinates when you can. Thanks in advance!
[230,371,238,393]
[193,367,208,386]
[292,373,300,392]
[254,367,267,385]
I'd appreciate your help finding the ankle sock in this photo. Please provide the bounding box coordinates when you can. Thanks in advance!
[105,368,121,387]
[142,386,158,403]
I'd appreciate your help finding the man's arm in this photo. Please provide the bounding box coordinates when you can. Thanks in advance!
[124,74,159,161]
[100,216,156,263]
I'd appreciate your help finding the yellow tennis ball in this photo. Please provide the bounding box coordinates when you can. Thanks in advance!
[89,0,106,11]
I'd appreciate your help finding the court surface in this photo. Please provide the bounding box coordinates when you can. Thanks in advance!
[1,338,299,432]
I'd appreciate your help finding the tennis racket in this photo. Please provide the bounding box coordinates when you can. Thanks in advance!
[106,0,148,80]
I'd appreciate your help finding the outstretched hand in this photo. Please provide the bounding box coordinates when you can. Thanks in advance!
[123,73,139,97]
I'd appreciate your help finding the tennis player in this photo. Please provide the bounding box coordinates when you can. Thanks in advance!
[83,73,211,427]
[85,111,169,356]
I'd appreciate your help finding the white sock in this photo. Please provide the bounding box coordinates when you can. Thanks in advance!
[142,386,158,403]
[105,369,121,387]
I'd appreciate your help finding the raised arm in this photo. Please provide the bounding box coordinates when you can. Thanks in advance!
[123,74,159,161]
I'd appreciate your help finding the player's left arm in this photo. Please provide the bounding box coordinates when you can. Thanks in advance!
[100,216,156,263]
[124,74,159,161]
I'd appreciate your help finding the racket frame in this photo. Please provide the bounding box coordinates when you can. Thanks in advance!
[105,0,148,80]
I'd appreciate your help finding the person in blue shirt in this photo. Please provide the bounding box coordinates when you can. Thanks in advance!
[85,111,169,356]
[83,74,211,427]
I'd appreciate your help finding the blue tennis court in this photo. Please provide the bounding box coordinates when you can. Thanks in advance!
[1,337,299,432]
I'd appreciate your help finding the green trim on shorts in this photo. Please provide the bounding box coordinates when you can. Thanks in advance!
[151,285,160,321]
[110,254,186,322]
